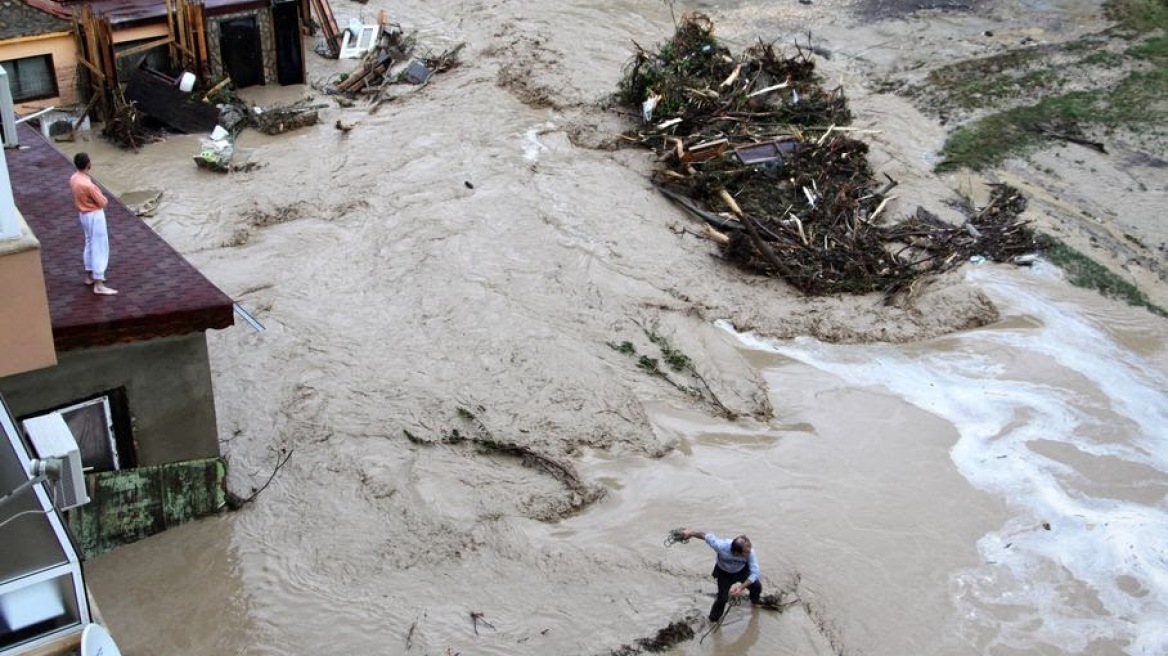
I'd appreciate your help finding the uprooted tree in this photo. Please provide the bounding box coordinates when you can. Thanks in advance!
[616,13,1045,297]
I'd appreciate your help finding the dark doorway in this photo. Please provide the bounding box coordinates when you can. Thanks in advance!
[272,1,305,85]
[219,16,263,88]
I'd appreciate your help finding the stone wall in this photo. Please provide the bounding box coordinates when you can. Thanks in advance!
[206,7,278,86]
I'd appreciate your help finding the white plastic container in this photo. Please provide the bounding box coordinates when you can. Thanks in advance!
[178,72,196,93]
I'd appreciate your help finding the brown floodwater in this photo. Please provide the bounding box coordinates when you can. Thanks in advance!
[82,264,1168,656]
[59,0,1167,654]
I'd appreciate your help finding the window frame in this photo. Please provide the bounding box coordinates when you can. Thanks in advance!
[0,55,59,103]
[18,389,136,474]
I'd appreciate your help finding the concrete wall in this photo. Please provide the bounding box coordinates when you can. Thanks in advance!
[0,211,56,378]
[0,333,221,466]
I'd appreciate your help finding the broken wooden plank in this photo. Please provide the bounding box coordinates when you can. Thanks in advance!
[310,0,342,58]
[116,36,175,60]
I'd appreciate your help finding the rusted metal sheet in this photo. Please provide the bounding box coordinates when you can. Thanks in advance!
[680,138,729,163]
[67,457,227,558]
[734,138,799,165]
[58,0,266,25]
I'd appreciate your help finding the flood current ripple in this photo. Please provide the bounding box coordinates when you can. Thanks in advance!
[719,265,1167,654]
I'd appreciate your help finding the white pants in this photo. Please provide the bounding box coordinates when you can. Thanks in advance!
[79,209,109,281]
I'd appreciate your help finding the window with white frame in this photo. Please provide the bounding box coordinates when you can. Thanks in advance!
[21,392,132,473]
[0,56,58,102]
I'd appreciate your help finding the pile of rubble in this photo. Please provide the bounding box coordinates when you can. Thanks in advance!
[325,23,464,104]
[618,14,1043,296]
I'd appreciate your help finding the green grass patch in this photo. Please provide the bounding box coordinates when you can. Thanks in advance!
[1079,49,1126,67]
[1104,0,1168,33]
[938,60,1167,171]
[1043,238,1167,316]
[937,92,1100,171]
[915,48,1047,112]
[929,0,1168,171]
[1129,34,1168,61]
[1106,65,1168,124]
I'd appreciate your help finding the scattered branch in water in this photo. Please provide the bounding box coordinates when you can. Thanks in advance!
[227,448,293,509]
[470,611,495,635]
[613,323,737,419]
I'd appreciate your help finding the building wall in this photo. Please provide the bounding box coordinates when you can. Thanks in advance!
[206,7,277,85]
[0,212,56,378]
[0,32,80,113]
[0,333,221,466]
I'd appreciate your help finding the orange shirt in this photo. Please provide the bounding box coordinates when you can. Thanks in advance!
[69,171,108,213]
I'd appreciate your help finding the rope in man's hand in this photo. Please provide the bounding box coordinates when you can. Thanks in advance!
[699,594,743,644]
[664,527,690,547]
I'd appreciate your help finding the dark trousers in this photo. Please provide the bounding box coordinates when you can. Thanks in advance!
[710,566,762,621]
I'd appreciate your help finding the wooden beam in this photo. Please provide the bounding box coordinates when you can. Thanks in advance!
[115,36,174,59]
[194,6,208,75]
[310,0,341,57]
[74,56,106,81]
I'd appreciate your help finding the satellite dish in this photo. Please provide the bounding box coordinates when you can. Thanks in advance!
[80,623,123,656]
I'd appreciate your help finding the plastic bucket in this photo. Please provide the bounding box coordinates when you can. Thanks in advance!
[178,72,196,93]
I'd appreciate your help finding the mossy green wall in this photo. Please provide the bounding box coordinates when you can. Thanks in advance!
[68,457,227,558]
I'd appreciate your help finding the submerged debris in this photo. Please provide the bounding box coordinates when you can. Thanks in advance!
[609,621,695,655]
[101,95,166,150]
[617,13,1044,296]
[251,100,326,136]
[327,23,464,102]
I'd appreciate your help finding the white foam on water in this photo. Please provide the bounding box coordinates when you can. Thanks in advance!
[520,123,552,162]
[716,268,1168,654]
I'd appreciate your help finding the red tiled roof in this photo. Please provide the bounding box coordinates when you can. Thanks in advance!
[7,123,234,351]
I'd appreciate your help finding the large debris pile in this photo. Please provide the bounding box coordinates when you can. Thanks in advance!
[101,96,167,150]
[326,24,464,103]
[618,14,1044,296]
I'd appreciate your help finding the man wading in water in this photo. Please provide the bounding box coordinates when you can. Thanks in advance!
[681,529,762,621]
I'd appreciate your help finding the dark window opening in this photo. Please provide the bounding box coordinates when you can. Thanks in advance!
[0,55,59,102]
[115,39,173,83]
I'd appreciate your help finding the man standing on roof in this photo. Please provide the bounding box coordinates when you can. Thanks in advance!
[681,529,762,621]
[70,152,117,295]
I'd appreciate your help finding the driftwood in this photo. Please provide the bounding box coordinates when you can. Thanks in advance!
[1034,122,1107,153]
[202,76,232,103]
[226,448,293,509]
[619,13,1044,296]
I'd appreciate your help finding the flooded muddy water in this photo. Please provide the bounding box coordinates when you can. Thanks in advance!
[84,262,1167,656]
[66,0,1167,654]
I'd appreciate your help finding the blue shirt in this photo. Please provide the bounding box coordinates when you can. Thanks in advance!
[705,534,760,583]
